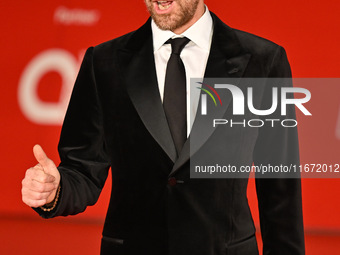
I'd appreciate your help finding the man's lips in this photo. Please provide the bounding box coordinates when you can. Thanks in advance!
[152,1,175,14]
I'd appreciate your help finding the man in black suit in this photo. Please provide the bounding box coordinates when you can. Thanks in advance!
[21,0,305,254]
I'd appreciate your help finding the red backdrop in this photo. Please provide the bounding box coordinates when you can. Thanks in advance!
[1,0,340,253]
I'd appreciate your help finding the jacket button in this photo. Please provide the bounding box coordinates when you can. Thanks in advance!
[168,177,177,186]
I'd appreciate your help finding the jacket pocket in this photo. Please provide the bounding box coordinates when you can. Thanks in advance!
[101,236,124,255]
[225,234,259,255]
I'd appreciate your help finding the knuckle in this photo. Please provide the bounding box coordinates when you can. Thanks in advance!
[25,169,32,178]
[21,187,27,195]
[27,168,39,178]
[22,178,33,189]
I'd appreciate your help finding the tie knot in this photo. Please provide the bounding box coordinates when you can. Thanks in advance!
[166,37,190,55]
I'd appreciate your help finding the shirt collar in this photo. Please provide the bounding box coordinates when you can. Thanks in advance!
[151,5,213,52]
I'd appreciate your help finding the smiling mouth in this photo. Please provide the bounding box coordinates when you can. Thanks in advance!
[157,1,173,10]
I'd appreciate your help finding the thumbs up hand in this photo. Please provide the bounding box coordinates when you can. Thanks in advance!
[22,145,61,208]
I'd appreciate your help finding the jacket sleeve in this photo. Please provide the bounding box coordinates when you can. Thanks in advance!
[253,46,305,255]
[34,47,111,218]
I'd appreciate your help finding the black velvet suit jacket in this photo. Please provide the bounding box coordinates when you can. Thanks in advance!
[36,12,305,255]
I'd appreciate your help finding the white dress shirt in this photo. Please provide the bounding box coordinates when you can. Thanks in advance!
[151,6,213,136]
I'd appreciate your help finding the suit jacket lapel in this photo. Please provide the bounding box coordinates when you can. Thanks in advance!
[118,19,177,163]
[170,12,251,175]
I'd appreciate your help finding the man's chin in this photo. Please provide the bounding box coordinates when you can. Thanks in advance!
[153,15,174,31]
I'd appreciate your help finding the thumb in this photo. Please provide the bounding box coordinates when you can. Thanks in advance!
[33,144,52,169]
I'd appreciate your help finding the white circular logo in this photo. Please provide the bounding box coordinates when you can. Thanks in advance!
[18,49,79,125]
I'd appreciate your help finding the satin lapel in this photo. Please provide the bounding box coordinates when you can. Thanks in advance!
[170,13,251,175]
[118,19,177,163]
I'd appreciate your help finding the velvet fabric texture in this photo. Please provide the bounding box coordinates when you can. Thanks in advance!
[35,12,305,255]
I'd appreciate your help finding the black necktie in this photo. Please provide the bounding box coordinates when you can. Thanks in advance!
[163,37,190,156]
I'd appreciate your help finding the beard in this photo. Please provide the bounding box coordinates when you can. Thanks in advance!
[144,0,200,31]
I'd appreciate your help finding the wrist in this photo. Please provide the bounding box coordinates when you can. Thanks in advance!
[40,184,61,212]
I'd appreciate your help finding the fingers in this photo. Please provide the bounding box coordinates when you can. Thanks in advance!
[33,144,51,169]
[22,166,59,208]
[25,167,56,184]
[22,197,48,208]
[22,145,60,208]
[22,175,57,192]
[21,186,51,201]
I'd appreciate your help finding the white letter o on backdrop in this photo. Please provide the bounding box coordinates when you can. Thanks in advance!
[18,49,78,125]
